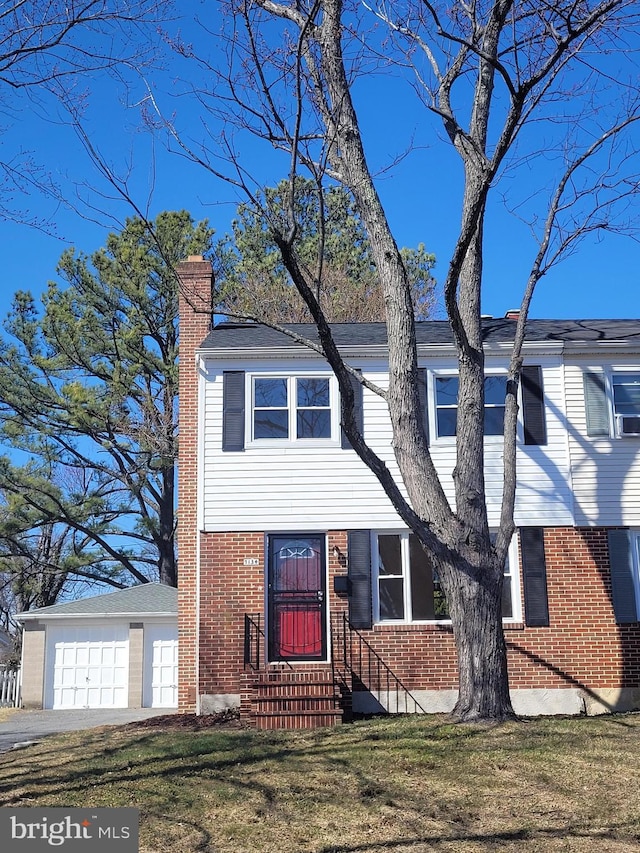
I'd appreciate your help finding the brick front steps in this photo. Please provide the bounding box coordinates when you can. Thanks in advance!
[241,668,344,729]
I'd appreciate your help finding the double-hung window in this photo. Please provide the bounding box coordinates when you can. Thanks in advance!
[584,369,640,438]
[375,531,517,623]
[252,376,333,441]
[612,373,640,436]
[434,374,507,438]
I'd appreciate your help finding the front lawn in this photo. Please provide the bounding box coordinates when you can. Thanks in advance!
[1,713,639,852]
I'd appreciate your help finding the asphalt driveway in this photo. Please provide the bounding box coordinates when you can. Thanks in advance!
[0,708,175,753]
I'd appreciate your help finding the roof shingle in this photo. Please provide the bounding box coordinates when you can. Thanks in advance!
[200,319,640,352]
[16,583,177,620]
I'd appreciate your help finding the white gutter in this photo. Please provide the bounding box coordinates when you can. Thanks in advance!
[15,610,177,622]
[198,340,566,361]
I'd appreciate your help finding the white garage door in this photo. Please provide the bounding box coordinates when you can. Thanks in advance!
[46,624,129,709]
[143,623,178,708]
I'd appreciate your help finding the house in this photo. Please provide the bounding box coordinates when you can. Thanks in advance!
[177,255,640,728]
[16,584,178,710]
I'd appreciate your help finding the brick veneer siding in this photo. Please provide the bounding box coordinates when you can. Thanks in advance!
[506,527,639,693]
[195,526,640,704]
[177,256,214,711]
[197,530,349,698]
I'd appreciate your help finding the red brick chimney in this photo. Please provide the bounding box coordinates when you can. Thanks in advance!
[504,309,520,321]
[176,255,214,712]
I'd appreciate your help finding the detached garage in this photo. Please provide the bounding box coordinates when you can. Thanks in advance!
[16,584,178,711]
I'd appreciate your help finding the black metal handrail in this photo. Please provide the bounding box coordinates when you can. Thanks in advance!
[243,614,264,670]
[331,612,427,714]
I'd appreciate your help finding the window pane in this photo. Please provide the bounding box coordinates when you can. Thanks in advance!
[436,376,458,405]
[432,569,449,618]
[254,410,289,439]
[255,378,287,407]
[409,535,436,620]
[273,537,322,592]
[379,577,405,620]
[501,582,513,618]
[378,535,402,576]
[297,377,330,407]
[437,409,457,436]
[614,375,640,413]
[297,409,331,439]
[484,407,505,435]
[484,375,507,405]
[490,530,513,618]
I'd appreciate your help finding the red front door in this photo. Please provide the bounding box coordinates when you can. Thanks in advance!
[268,535,326,661]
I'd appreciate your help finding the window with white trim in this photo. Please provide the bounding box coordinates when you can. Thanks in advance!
[630,531,640,618]
[374,531,517,623]
[434,374,507,438]
[251,375,335,442]
[612,373,640,436]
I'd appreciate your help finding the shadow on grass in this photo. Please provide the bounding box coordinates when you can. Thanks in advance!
[317,819,640,852]
[0,714,633,803]
[0,715,639,852]
[0,727,291,807]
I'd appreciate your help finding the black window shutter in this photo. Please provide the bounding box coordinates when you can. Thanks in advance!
[584,371,610,437]
[341,371,363,450]
[521,365,547,446]
[417,367,429,444]
[607,529,638,624]
[348,530,372,629]
[222,371,245,452]
[520,527,550,627]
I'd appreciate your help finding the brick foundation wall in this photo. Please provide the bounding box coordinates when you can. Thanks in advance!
[195,526,640,702]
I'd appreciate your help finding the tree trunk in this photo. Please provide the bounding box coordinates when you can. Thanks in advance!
[157,464,177,587]
[443,553,515,721]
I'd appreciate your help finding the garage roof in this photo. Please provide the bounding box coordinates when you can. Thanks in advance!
[16,583,178,621]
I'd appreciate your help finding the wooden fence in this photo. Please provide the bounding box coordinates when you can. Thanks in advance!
[0,665,20,707]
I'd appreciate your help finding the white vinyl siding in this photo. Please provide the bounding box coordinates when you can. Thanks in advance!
[201,356,573,532]
[566,358,640,526]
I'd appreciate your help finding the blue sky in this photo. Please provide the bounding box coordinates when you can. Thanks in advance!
[1,5,638,326]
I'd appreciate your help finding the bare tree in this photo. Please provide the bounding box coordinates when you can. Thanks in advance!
[0,0,170,226]
[153,0,640,721]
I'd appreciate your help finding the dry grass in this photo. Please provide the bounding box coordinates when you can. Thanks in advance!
[0,707,17,724]
[1,713,639,852]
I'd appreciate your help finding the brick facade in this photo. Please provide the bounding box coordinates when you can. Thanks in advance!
[177,259,640,718]
[194,526,640,712]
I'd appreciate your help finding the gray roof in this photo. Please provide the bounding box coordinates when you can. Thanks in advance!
[200,319,640,351]
[16,583,177,621]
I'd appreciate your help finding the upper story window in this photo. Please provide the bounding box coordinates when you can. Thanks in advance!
[374,531,517,623]
[612,373,640,436]
[584,369,640,439]
[252,375,333,442]
[434,374,507,438]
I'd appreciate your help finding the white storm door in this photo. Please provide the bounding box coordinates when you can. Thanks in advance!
[47,624,129,709]
[144,623,178,708]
